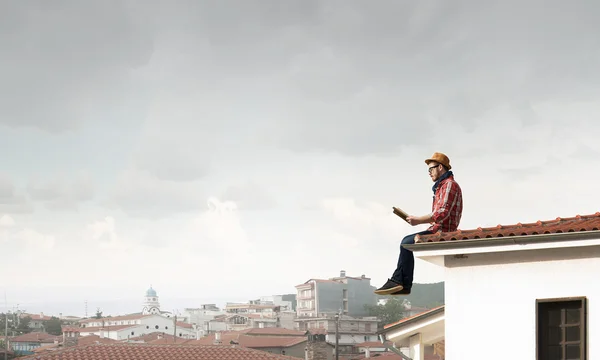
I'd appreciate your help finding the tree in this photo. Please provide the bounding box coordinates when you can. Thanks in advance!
[95,308,103,319]
[44,317,62,336]
[16,315,32,335]
[364,298,407,329]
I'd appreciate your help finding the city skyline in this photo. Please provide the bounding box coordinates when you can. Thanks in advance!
[2,1,600,315]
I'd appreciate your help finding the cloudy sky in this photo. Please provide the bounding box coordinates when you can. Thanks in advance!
[1,0,599,316]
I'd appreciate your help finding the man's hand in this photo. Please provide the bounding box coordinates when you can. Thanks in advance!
[406,216,420,226]
[406,214,434,226]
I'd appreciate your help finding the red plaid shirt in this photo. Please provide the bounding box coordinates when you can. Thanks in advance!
[428,175,463,233]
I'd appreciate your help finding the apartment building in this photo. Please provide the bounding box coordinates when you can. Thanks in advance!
[295,270,377,318]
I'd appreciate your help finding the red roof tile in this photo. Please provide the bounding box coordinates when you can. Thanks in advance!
[78,325,134,332]
[79,314,149,324]
[415,213,600,243]
[125,332,178,343]
[21,313,54,321]
[191,334,306,348]
[10,332,61,343]
[147,337,192,345]
[20,343,299,359]
[176,321,193,329]
[238,328,306,336]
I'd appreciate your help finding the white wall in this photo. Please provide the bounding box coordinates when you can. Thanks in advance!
[445,246,600,360]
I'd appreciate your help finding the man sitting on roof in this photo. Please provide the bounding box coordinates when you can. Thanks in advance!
[375,152,463,296]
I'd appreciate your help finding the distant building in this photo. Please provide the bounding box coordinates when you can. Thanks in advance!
[141,286,161,315]
[8,332,60,356]
[295,270,377,318]
[295,314,379,353]
[182,304,226,337]
[20,313,52,332]
[74,286,195,340]
[77,313,195,340]
[259,294,297,311]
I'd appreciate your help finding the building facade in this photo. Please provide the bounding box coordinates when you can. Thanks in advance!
[296,270,377,318]
[406,213,600,360]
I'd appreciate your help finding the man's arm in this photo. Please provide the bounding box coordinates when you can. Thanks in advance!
[406,213,433,226]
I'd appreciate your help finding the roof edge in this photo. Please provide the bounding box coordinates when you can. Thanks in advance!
[404,230,600,252]
[379,306,445,333]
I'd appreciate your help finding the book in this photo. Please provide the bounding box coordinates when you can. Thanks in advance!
[392,207,410,223]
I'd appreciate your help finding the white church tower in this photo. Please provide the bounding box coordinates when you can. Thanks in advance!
[142,286,161,315]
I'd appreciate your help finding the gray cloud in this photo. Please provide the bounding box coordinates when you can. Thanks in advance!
[0,174,34,214]
[0,0,154,132]
[106,169,206,218]
[221,181,277,210]
[27,172,94,211]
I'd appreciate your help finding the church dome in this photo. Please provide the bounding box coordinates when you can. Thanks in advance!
[146,287,157,297]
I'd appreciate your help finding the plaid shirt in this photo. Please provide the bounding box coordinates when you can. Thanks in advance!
[428,175,463,233]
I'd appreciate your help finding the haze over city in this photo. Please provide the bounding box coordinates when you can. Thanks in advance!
[2,0,600,319]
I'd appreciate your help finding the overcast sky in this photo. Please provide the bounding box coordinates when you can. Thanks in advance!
[1,0,600,316]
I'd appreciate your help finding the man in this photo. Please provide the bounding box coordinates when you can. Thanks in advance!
[375,152,463,295]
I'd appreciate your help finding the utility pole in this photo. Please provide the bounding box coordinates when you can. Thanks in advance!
[4,292,9,360]
[173,313,177,342]
[334,310,340,360]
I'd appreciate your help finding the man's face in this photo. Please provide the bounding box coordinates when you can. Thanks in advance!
[428,162,442,182]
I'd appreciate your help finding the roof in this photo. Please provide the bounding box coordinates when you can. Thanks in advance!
[383,306,445,330]
[19,343,298,359]
[22,313,53,321]
[191,334,306,348]
[125,332,178,343]
[176,321,193,329]
[241,328,307,336]
[78,325,135,333]
[415,213,600,243]
[80,314,148,324]
[32,335,117,354]
[9,332,61,343]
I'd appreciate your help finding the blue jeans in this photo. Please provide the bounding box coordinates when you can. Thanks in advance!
[391,230,433,288]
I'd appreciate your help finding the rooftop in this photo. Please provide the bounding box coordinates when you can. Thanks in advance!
[10,332,60,343]
[415,212,600,243]
[20,343,298,360]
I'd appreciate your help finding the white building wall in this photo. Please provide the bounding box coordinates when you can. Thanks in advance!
[325,334,377,345]
[445,248,600,360]
[81,315,196,340]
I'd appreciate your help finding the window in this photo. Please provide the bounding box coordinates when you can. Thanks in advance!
[537,297,587,360]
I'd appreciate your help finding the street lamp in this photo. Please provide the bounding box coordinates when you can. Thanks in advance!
[334,309,341,360]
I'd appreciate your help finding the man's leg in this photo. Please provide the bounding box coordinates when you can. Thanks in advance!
[374,230,432,295]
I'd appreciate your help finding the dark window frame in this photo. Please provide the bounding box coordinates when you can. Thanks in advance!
[536,296,587,360]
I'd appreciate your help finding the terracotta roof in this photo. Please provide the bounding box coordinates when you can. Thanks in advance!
[10,332,61,343]
[125,332,178,342]
[78,325,135,332]
[176,321,193,329]
[80,314,148,324]
[22,313,53,321]
[191,334,306,348]
[241,328,307,336]
[383,306,445,330]
[32,335,117,353]
[20,343,298,359]
[147,337,193,345]
[415,213,600,243]
[76,335,118,345]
